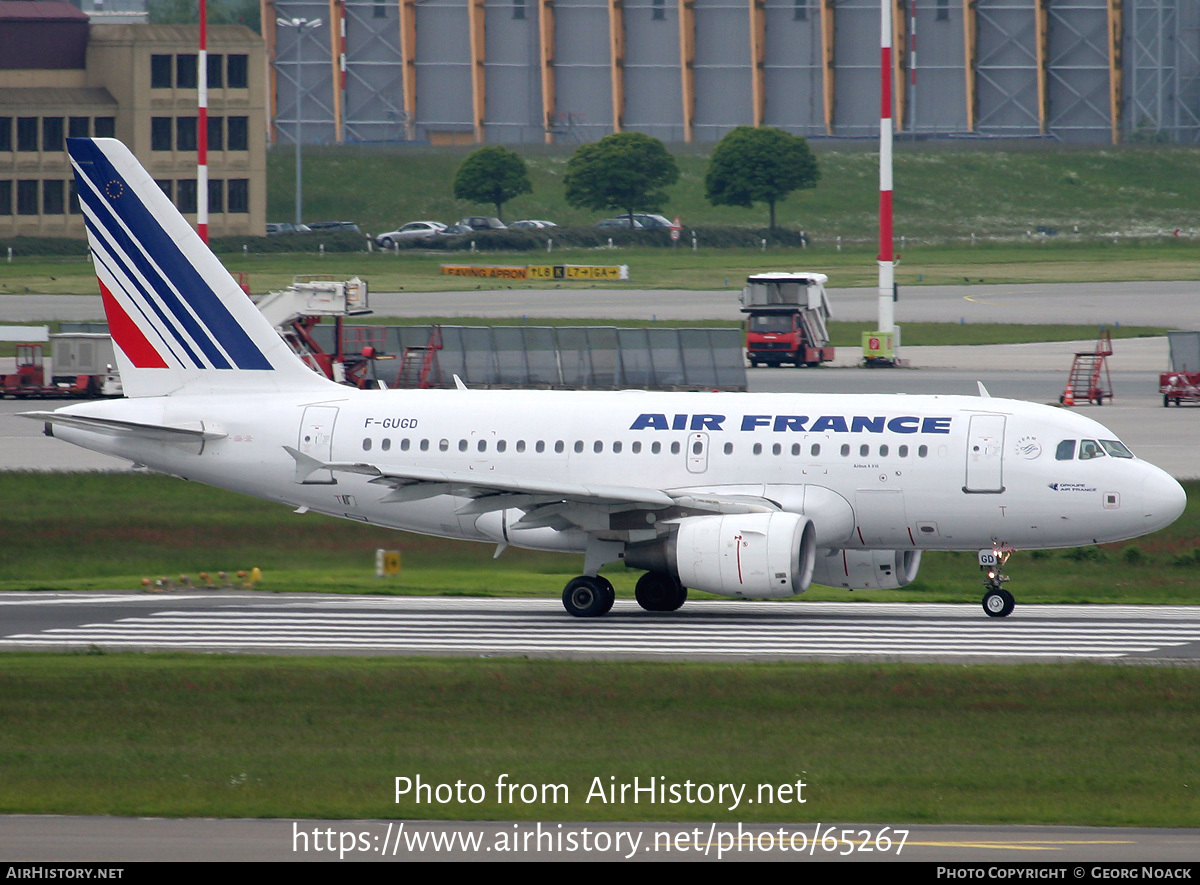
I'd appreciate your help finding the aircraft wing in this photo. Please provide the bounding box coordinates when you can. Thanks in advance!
[283,446,778,536]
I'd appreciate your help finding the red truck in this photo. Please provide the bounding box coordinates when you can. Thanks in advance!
[740,272,835,368]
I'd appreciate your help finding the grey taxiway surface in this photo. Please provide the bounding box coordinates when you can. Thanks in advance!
[4,278,1200,324]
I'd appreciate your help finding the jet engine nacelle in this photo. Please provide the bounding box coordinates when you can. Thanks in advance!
[626,512,817,599]
[810,548,922,590]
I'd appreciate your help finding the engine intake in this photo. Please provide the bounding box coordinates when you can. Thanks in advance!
[626,512,817,599]
[810,549,922,590]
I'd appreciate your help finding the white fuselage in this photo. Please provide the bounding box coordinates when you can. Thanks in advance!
[48,387,1185,558]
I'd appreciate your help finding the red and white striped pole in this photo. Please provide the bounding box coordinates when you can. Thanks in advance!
[197,0,209,243]
[877,0,895,338]
[909,0,917,131]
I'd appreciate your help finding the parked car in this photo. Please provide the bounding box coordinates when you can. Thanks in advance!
[508,219,557,230]
[266,222,312,235]
[595,216,644,229]
[438,223,474,236]
[632,213,674,230]
[455,216,507,231]
[307,221,361,233]
[375,221,447,247]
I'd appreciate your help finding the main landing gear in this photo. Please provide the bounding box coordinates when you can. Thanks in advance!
[560,572,688,617]
[634,572,687,612]
[562,575,615,617]
[979,547,1015,618]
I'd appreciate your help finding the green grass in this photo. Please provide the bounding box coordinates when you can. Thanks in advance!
[1,472,1197,606]
[270,142,1200,245]
[4,240,1200,301]
[0,655,1196,824]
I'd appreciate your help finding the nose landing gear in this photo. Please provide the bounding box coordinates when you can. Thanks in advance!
[979,547,1015,618]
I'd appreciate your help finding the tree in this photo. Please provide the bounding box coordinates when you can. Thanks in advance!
[704,126,820,231]
[452,146,532,221]
[148,0,261,31]
[563,133,679,223]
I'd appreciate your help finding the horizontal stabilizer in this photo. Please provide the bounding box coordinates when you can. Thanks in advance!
[21,411,226,442]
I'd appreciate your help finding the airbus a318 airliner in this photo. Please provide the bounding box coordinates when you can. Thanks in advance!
[25,138,1186,618]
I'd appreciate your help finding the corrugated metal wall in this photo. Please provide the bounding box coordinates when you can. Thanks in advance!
[265,0,1200,145]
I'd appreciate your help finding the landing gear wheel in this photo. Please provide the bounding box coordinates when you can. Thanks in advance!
[982,588,1015,618]
[562,575,614,618]
[634,572,687,612]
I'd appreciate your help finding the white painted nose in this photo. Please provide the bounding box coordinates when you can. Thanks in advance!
[1142,469,1187,533]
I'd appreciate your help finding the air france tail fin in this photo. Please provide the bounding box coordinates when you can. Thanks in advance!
[68,137,335,398]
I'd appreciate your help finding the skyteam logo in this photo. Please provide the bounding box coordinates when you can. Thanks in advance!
[68,138,271,372]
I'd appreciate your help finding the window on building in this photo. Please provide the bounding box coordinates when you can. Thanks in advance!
[936,0,949,20]
[177,179,197,213]
[207,116,224,151]
[94,117,115,138]
[226,116,248,151]
[176,54,198,89]
[0,181,11,215]
[42,180,64,215]
[227,179,249,213]
[374,0,387,16]
[16,118,38,152]
[208,178,224,214]
[227,54,248,88]
[151,54,173,88]
[155,180,173,201]
[0,118,10,152]
[794,0,808,20]
[17,180,38,215]
[207,53,224,88]
[69,180,82,214]
[512,0,525,19]
[176,116,198,151]
[652,0,665,20]
[68,117,89,139]
[151,117,173,151]
[42,117,64,152]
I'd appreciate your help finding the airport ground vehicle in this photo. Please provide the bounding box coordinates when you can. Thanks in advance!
[1,336,120,398]
[740,272,835,368]
[1160,331,1200,406]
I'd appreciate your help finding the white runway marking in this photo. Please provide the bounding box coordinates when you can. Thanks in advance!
[4,596,1200,661]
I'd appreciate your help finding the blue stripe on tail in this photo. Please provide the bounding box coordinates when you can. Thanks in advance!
[69,138,272,371]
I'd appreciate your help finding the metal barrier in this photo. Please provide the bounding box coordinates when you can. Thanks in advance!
[311,324,747,391]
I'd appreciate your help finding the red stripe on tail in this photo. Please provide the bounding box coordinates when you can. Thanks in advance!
[100,279,169,368]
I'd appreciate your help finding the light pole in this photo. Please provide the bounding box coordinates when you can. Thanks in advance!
[278,17,322,226]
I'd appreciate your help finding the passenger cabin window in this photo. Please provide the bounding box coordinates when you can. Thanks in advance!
[1056,440,1076,461]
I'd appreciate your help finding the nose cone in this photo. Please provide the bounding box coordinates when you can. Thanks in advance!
[1143,469,1187,533]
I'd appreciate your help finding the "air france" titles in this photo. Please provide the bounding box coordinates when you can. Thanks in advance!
[629,413,953,434]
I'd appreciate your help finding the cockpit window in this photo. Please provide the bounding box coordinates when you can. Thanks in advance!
[1078,439,1105,460]
[1100,439,1134,459]
[1055,440,1076,461]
